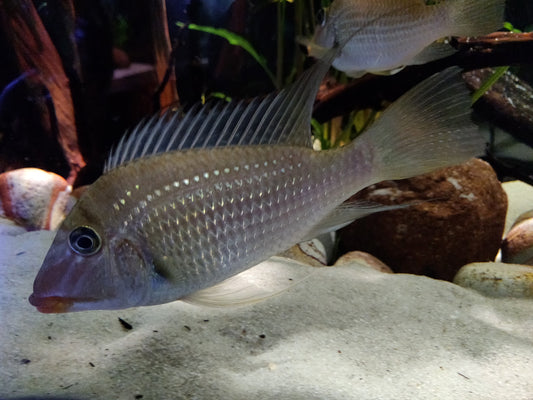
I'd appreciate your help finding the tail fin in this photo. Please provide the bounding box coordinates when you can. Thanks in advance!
[359,67,485,183]
[449,0,505,36]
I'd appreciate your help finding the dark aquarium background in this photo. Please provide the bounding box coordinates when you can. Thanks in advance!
[0,0,532,187]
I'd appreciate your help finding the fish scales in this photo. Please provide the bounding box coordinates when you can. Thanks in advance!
[308,0,505,77]
[29,62,483,312]
[92,144,352,302]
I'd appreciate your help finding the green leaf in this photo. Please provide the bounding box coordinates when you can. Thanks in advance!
[503,21,522,33]
[176,21,277,88]
[471,66,509,105]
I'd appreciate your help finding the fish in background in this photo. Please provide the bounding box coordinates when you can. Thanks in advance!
[304,0,505,77]
[29,56,483,313]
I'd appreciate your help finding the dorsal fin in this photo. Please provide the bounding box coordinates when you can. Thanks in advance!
[104,53,335,173]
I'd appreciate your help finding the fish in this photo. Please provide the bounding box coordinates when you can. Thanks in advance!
[305,0,505,77]
[29,58,483,313]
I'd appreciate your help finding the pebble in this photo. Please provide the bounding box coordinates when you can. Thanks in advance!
[453,262,533,298]
[334,251,393,273]
[0,168,74,230]
[501,211,533,265]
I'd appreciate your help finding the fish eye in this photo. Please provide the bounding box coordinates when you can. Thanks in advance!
[69,226,101,256]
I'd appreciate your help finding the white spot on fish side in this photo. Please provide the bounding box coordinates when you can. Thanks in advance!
[224,167,230,174]
[234,166,240,172]
[126,190,132,197]
[135,184,140,190]
[447,177,463,190]
[460,193,477,201]
[120,199,126,205]
[164,185,171,191]
[154,189,161,196]
[146,195,153,201]
[203,172,209,179]
[194,175,200,182]
[214,169,220,176]
[173,181,180,188]
[183,179,190,185]
[113,203,120,211]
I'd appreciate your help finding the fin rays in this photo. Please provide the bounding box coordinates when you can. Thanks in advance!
[104,55,334,173]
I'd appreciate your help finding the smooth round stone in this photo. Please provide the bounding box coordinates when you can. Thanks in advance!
[0,168,73,230]
[454,262,533,298]
[334,251,393,273]
[501,211,533,265]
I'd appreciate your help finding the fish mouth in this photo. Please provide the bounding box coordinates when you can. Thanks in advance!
[28,294,74,313]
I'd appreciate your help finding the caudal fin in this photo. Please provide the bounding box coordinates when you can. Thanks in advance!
[359,67,485,183]
[449,0,505,36]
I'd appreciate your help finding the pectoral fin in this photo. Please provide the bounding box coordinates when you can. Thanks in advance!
[182,257,315,307]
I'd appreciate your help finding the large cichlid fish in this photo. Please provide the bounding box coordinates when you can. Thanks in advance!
[305,0,505,77]
[29,58,483,313]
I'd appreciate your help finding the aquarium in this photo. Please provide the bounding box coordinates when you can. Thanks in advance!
[1,1,533,399]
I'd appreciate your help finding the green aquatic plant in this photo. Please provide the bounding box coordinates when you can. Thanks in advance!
[176,21,277,88]
[113,14,129,48]
[471,21,531,104]
[201,92,232,104]
[471,66,509,104]
[312,108,379,150]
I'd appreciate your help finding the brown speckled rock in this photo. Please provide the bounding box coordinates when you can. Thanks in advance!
[338,159,507,281]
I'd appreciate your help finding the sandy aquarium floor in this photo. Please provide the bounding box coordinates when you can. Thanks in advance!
[1,181,533,400]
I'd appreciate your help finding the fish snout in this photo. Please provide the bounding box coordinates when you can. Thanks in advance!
[28,294,73,313]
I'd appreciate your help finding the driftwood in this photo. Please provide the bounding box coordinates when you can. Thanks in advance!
[464,68,533,147]
[0,0,85,184]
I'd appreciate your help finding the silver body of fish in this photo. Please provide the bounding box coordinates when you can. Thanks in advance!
[307,0,505,77]
[29,57,483,313]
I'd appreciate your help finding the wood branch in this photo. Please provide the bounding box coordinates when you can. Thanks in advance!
[313,33,533,123]
[151,0,179,107]
[2,0,85,183]
[463,68,533,147]
[454,32,533,68]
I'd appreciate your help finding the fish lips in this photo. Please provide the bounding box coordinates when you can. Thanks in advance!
[28,294,77,313]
